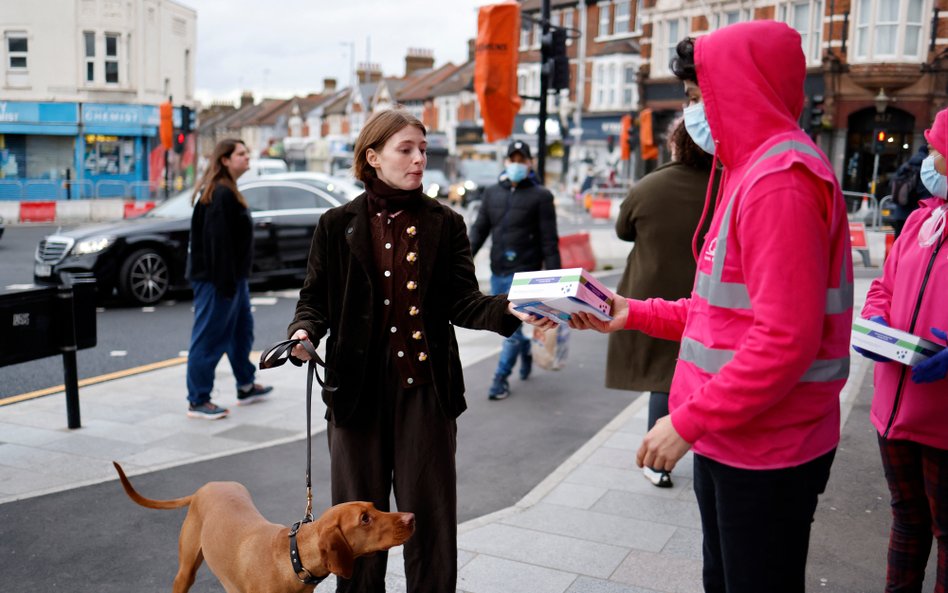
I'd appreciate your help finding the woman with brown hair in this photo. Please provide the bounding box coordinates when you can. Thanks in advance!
[605,118,717,487]
[287,109,523,592]
[185,138,271,420]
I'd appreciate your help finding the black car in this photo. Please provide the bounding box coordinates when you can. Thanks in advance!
[33,177,351,305]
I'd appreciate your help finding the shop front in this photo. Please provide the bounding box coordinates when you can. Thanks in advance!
[79,103,164,197]
[0,101,79,198]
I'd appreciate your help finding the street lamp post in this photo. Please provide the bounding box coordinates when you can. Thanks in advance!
[870,88,890,196]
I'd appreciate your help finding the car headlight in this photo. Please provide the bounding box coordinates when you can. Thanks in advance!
[72,236,115,255]
[426,184,440,198]
[463,180,477,191]
[456,186,466,196]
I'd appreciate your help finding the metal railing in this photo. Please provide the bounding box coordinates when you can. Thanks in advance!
[842,190,881,229]
[0,178,160,201]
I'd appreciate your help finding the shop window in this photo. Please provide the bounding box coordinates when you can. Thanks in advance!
[854,0,924,61]
[84,31,95,83]
[105,33,120,84]
[614,1,631,35]
[780,0,823,63]
[83,135,135,176]
[599,2,612,37]
[6,32,27,69]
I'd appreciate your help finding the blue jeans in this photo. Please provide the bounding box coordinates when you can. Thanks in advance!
[186,279,256,406]
[491,274,530,379]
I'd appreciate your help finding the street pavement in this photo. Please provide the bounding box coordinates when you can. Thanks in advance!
[0,271,922,593]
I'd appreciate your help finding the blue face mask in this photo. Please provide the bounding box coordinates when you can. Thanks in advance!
[506,162,529,183]
[683,102,716,155]
[920,154,947,199]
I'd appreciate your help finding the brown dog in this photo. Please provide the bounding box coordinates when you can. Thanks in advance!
[113,462,414,593]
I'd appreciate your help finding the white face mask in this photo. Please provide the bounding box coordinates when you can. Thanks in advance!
[918,203,948,248]
[683,102,716,155]
[920,154,948,199]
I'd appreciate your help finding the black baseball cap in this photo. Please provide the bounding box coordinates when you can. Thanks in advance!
[507,140,532,159]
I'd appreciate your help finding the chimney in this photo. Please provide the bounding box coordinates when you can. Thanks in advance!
[468,39,476,63]
[323,78,337,93]
[404,48,435,77]
[356,62,382,83]
[239,90,254,108]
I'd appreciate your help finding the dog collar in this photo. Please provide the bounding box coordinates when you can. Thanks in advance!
[289,519,326,586]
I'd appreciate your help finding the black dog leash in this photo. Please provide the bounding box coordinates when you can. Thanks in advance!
[259,338,337,585]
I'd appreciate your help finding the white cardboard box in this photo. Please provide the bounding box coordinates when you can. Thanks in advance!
[851,317,944,366]
[508,268,615,325]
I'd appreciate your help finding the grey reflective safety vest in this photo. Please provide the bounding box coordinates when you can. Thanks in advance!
[682,138,853,384]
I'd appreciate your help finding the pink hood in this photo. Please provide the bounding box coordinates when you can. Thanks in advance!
[697,21,806,168]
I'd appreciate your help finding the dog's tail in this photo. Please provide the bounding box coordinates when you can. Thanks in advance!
[112,462,193,510]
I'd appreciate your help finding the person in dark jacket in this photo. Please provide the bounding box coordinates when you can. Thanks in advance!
[607,119,717,488]
[185,138,271,420]
[469,140,561,400]
[286,109,525,593]
[886,144,931,237]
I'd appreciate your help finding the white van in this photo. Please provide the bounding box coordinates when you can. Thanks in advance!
[246,158,288,177]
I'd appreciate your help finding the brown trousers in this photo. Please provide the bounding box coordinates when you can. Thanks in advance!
[327,355,458,593]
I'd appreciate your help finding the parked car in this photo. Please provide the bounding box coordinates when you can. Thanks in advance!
[33,178,349,305]
[449,159,502,206]
[246,158,288,177]
[0,214,4,241]
[422,169,451,199]
[262,171,364,202]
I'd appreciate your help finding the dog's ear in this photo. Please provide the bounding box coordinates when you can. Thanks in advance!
[318,525,354,579]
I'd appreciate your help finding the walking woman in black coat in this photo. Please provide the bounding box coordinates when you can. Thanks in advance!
[287,109,528,592]
[185,138,271,419]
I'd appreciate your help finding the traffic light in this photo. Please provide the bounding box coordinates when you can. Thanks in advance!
[541,29,570,91]
[872,129,887,154]
[173,131,186,154]
[159,101,173,150]
[809,94,825,131]
[180,105,192,135]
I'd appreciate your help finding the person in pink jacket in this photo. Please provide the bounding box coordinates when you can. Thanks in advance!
[857,107,948,593]
[567,21,853,592]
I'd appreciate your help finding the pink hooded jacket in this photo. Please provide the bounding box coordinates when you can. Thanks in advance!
[625,21,853,470]
[861,108,948,450]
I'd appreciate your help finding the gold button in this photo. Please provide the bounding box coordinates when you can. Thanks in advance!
[406,226,417,237]
[406,281,417,291]
[409,306,419,316]
[412,331,422,340]
[406,252,417,263]
[418,352,427,361]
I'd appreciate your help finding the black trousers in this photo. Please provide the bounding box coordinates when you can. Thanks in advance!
[693,449,835,593]
[327,358,457,593]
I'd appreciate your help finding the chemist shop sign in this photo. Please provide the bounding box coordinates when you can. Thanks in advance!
[81,104,143,125]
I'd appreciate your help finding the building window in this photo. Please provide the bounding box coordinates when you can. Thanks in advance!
[855,0,925,60]
[563,8,574,31]
[634,0,644,32]
[6,33,27,69]
[592,59,639,110]
[623,65,637,106]
[666,20,681,70]
[520,21,530,49]
[599,2,612,37]
[614,1,631,34]
[84,31,95,82]
[105,33,119,83]
[717,7,752,28]
[780,0,823,62]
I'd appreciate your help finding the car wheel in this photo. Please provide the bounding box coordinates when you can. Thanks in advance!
[119,248,170,305]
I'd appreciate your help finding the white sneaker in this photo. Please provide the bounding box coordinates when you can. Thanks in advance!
[643,467,673,488]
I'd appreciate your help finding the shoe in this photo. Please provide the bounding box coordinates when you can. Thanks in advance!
[237,383,273,406]
[488,376,510,400]
[643,466,673,488]
[187,402,229,420]
[519,354,532,380]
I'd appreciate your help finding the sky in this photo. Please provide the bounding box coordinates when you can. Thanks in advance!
[180,0,495,105]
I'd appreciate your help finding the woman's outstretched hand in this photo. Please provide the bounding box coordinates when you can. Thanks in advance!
[569,297,629,333]
[507,302,559,331]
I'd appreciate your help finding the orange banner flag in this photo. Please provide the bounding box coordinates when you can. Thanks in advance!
[474,2,522,143]
[639,108,659,161]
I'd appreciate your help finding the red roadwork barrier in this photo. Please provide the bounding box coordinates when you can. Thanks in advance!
[589,199,611,219]
[849,221,871,267]
[19,201,56,223]
[123,201,156,218]
[559,232,596,271]
[884,229,895,263]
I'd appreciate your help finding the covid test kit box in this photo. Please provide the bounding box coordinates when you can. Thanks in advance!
[508,268,615,325]
[851,317,944,366]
